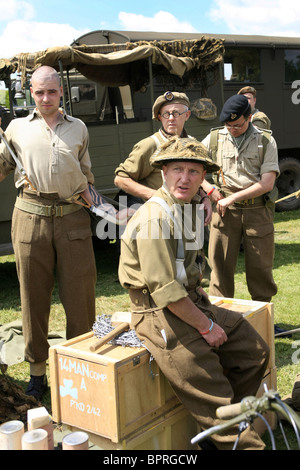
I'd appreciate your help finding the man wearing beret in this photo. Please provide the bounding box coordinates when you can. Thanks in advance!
[114,91,212,225]
[238,86,271,130]
[202,94,279,302]
[119,136,269,450]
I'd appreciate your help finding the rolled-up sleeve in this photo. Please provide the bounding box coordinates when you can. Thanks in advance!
[261,136,280,177]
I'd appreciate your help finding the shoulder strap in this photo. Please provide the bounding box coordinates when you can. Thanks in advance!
[147,196,187,284]
[150,130,168,149]
[209,128,220,162]
[147,196,184,257]
[258,129,272,161]
[150,134,162,148]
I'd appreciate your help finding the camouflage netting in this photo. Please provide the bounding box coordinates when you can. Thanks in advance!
[0,37,224,95]
[128,38,225,93]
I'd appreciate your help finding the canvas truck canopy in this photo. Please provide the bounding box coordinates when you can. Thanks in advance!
[0,37,225,94]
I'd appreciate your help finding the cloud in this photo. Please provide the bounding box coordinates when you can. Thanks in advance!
[208,0,300,36]
[118,10,197,33]
[0,20,89,57]
[0,0,34,21]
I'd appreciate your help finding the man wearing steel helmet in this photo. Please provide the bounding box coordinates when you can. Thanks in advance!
[201,94,279,302]
[114,91,212,225]
[119,136,269,450]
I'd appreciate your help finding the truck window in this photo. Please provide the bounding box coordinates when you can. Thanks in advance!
[224,48,261,82]
[285,49,300,82]
[70,74,135,123]
[77,83,96,101]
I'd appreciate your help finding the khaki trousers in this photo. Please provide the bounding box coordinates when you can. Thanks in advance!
[129,288,270,450]
[12,192,96,364]
[208,204,277,302]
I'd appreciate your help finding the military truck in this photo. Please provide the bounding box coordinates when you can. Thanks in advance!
[0,29,299,254]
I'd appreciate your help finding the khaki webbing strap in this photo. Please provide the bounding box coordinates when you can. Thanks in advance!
[258,130,272,161]
[209,128,227,186]
[15,197,82,217]
[209,128,219,162]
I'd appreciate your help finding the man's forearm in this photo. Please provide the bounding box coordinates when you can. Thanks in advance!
[167,296,211,333]
[167,295,228,348]
[114,175,155,200]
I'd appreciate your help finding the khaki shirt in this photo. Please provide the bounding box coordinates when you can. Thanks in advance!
[251,108,271,130]
[114,130,167,191]
[0,109,94,199]
[202,124,279,190]
[119,185,202,309]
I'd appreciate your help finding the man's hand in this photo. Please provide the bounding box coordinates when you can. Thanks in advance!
[216,195,234,217]
[168,296,228,349]
[201,322,227,348]
[210,187,224,204]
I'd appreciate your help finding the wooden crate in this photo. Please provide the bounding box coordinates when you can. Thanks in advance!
[50,297,276,447]
[209,297,277,433]
[209,297,275,369]
[49,332,180,443]
[64,405,198,451]
[254,366,277,434]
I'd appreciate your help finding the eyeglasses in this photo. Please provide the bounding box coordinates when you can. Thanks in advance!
[225,118,248,130]
[160,110,187,119]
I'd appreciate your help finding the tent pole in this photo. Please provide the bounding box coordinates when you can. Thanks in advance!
[148,56,155,133]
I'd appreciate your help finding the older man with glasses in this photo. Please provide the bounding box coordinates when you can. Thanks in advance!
[114,91,212,225]
[201,94,279,304]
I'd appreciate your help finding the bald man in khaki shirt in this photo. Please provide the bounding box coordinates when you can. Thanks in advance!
[0,66,96,400]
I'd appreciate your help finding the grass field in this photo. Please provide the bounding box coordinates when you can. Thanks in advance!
[0,208,299,449]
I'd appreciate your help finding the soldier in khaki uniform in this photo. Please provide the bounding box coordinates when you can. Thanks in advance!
[0,66,96,399]
[119,136,270,450]
[238,86,271,130]
[202,95,279,302]
[114,91,212,225]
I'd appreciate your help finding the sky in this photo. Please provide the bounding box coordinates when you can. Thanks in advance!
[1,0,300,59]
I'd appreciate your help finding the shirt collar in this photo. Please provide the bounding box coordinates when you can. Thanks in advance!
[29,107,72,122]
[160,126,188,139]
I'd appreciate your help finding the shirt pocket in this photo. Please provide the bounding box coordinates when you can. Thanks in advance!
[243,152,261,175]
[221,151,235,173]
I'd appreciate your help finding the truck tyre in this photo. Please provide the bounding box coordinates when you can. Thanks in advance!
[276,157,300,212]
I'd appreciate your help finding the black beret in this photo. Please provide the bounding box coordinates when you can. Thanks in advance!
[219,95,250,123]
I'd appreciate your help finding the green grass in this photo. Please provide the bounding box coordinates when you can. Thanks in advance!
[0,209,300,449]
[234,210,300,399]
